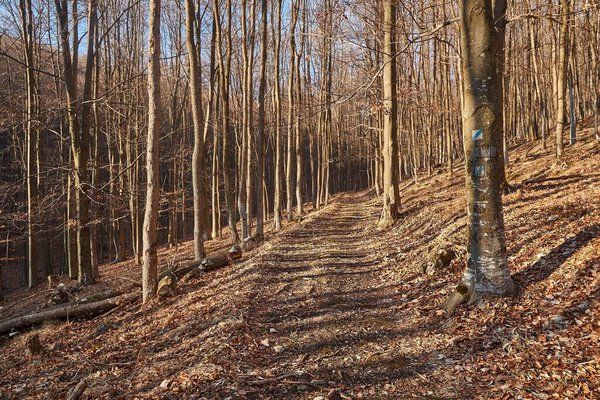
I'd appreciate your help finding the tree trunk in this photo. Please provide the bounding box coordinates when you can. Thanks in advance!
[141,0,162,303]
[272,0,283,231]
[255,0,268,239]
[295,0,304,217]
[554,0,570,158]
[568,69,576,145]
[185,0,206,260]
[55,0,95,285]
[214,0,240,245]
[285,1,299,221]
[76,0,97,285]
[459,0,514,296]
[379,0,400,228]
[19,0,38,288]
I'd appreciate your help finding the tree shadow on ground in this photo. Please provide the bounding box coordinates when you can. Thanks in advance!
[512,223,600,289]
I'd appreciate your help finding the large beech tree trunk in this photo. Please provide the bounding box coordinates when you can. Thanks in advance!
[459,0,514,296]
[141,0,162,303]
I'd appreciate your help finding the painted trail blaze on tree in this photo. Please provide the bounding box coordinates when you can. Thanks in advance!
[460,0,514,296]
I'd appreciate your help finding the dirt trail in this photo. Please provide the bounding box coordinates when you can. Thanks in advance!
[233,192,437,399]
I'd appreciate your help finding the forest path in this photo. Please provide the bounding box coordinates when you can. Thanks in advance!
[236,191,426,398]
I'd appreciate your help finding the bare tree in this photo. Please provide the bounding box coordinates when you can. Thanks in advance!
[185,0,206,260]
[141,0,162,303]
[272,0,283,231]
[213,0,240,245]
[255,0,268,239]
[55,0,96,285]
[378,0,400,228]
[554,0,572,157]
[19,0,38,287]
[285,0,299,221]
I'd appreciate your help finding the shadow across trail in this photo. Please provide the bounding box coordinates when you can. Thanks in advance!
[238,193,419,397]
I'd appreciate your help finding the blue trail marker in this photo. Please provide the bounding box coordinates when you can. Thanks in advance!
[472,129,483,141]
[474,165,485,177]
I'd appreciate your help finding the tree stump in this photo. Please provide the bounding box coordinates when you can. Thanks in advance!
[157,270,177,298]
[24,333,43,360]
[46,283,72,306]
[442,283,472,314]
[228,245,243,261]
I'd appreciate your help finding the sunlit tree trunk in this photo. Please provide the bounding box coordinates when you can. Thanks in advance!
[272,0,283,231]
[141,0,162,303]
[554,0,571,158]
[185,0,206,260]
[379,0,400,228]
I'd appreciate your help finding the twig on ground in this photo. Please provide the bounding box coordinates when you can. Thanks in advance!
[246,372,305,386]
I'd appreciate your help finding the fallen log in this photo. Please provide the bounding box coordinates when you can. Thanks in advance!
[175,246,242,278]
[177,251,230,278]
[173,260,202,279]
[0,292,138,335]
[242,236,259,251]
[200,251,230,272]
[179,266,204,284]
[74,284,138,305]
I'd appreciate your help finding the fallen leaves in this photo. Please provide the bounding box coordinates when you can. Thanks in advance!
[1,135,600,399]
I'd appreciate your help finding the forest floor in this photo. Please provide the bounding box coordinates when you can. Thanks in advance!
[1,131,599,400]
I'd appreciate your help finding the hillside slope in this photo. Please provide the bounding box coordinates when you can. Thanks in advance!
[0,132,599,399]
